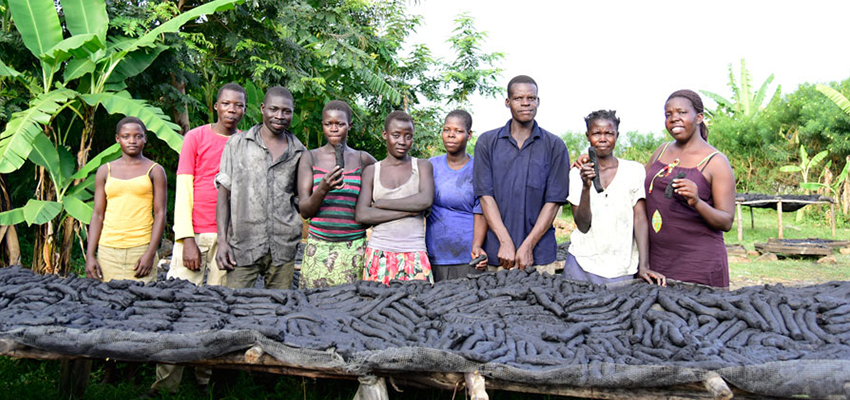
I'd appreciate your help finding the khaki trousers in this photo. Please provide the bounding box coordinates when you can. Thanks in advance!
[97,244,157,283]
[166,233,226,286]
[225,254,295,290]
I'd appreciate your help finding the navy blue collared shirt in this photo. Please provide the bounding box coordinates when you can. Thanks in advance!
[473,119,570,266]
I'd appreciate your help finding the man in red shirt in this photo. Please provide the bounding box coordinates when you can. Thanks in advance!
[149,83,246,395]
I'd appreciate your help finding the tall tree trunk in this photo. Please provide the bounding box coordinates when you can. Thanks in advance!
[58,217,75,276]
[0,176,21,267]
[64,106,99,274]
[170,73,190,134]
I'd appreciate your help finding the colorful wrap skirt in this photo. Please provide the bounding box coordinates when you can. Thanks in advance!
[300,237,367,289]
[363,247,433,285]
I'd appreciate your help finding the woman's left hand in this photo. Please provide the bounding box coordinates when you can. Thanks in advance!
[134,252,155,278]
[470,247,488,270]
[672,178,700,207]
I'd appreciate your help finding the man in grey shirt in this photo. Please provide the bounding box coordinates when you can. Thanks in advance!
[215,85,305,289]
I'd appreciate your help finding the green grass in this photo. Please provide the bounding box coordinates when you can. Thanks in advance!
[0,358,576,400]
[558,204,850,287]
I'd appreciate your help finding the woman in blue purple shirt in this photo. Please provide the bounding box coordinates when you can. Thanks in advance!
[427,110,489,281]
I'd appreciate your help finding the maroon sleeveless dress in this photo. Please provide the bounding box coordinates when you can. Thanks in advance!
[644,158,729,288]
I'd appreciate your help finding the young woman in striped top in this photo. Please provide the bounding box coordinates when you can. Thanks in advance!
[297,100,377,288]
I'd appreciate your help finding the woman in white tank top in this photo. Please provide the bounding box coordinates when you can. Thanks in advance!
[355,111,435,284]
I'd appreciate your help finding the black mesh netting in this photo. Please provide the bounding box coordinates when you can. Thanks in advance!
[737,193,833,212]
[0,266,849,398]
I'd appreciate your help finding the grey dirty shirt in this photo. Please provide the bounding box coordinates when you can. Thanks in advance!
[215,124,305,267]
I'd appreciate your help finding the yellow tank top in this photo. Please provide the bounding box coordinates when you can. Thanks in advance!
[99,162,157,248]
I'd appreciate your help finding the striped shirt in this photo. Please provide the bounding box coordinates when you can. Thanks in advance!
[308,166,367,242]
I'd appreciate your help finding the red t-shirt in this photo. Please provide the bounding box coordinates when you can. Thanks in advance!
[177,125,231,234]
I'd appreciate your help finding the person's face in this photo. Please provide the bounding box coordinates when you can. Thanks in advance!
[214,89,246,131]
[382,119,414,158]
[665,97,703,141]
[261,96,294,135]
[322,109,350,146]
[116,123,146,156]
[441,116,471,155]
[586,119,618,158]
[505,83,539,123]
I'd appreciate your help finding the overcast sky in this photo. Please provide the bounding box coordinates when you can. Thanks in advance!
[407,0,850,135]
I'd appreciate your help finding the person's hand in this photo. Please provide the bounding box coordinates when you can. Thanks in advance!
[134,251,155,278]
[571,153,589,169]
[182,237,202,271]
[85,257,103,280]
[638,266,667,286]
[578,160,596,189]
[497,240,516,270]
[470,247,488,271]
[316,166,344,194]
[515,243,534,271]
[672,177,700,207]
[216,241,237,271]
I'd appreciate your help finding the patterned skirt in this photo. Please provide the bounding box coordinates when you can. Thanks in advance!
[363,247,433,285]
[300,237,366,289]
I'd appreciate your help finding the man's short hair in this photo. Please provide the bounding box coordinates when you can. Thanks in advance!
[323,100,352,123]
[116,116,147,135]
[217,83,247,102]
[584,109,620,131]
[445,109,473,132]
[264,85,294,103]
[384,110,414,132]
[507,75,538,97]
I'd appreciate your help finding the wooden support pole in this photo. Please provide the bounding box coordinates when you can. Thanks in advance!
[777,200,783,239]
[830,203,836,238]
[736,203,743,242]
[749,207,754,229]
[59,359,91,399]
[354,375,388,400]
[702,372,733,400]
[465,371,489,400]
[244,345,264,364]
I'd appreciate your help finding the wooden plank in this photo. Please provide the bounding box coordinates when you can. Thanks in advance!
[244,345,264,364]
[0,341,791,400]
[754,242,832,256]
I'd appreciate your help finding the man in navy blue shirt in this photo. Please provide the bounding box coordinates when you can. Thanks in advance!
[473,75,570,273]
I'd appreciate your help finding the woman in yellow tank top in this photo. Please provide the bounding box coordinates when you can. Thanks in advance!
[85,117,167,283]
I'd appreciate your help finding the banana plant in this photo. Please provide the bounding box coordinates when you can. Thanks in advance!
[780,144,829,191]
[701,59,780,119]
[801,156,850,204]
[816,83,850,115]
[0,138,120,226]
[0,0,241,273]
[0,0,243,174]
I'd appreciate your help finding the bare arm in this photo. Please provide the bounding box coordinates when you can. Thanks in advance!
[85,166,107,280]
[672,153,736,231]
[298,151,343,219]
[633,199,666,285]
[135,165,167,278]
[355,164,416,225]
[373,159,434,212]
[480,195,515,269]
[215,186,236,270]
[470,213,489,270]
[571,158,596,233]
[516,202,560,269]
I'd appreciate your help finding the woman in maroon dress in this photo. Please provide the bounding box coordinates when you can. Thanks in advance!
[644,90,736,288]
